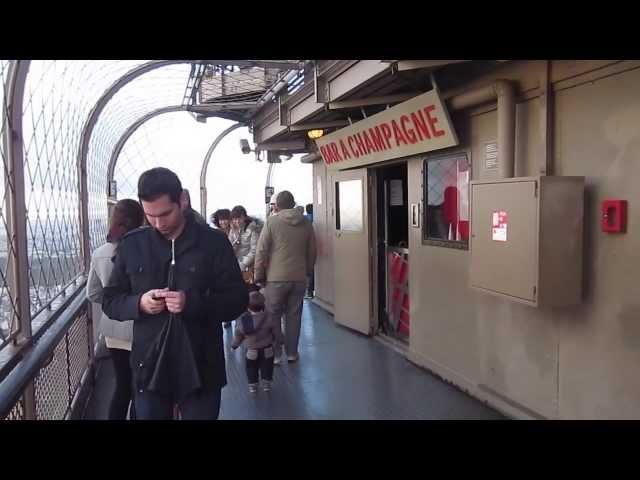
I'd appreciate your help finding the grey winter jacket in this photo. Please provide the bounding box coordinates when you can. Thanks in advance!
[86,242,133,344]
[231,310,278,350]
[229,219,262,271]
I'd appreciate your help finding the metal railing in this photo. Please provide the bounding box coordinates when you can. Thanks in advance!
[1,282,93,420]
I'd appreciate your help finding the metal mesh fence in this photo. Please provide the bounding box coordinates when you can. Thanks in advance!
[33,333,69,419]
[3,396,25,420]
[86,63,191,250]
[200,65,280,104]
[22,61,144,318]
[32,303,90,420]
[67,308,90,395]
[114,112,236,212]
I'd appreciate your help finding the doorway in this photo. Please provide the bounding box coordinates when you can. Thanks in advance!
[374,162,409,343]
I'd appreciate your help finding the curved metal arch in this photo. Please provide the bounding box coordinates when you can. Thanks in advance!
[4,61,31,339]
[77,60,195,270]
[266,163,275,186]
[264,162,276,218]
[4,60,34,418]
[106,105,188,191]
[198,122,244,219]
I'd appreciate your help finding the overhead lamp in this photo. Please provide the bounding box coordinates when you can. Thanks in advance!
[307,129,324,140]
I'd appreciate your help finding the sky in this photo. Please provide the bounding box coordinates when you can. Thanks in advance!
[114,113,312,221]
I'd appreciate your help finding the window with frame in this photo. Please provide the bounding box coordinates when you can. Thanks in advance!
[422,153,470,249]
[335,179,363,232]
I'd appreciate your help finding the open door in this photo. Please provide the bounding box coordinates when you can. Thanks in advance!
[331,168,372,335]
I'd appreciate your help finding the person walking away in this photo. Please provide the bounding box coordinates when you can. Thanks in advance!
[102,167,248,420]
[230,289,278,393]
[87,199,145,419]
[254,191,316,365]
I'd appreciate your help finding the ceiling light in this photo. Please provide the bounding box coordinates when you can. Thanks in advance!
[307,129,324,139]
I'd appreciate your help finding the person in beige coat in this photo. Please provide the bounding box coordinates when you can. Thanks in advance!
[254,191,316,364]
[86,198,145,419]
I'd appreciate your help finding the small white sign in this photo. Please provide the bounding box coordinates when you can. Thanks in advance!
[492,210,508,242]
[317,175,323,205]
[390,179,404,206]
[485,142,498,170]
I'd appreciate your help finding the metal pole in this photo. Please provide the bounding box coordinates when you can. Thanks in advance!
[4,60,35,419]
[265,163,276,218]
[199,122,244,220]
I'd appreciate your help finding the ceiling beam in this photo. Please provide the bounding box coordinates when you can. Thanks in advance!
[327,91,422,109]
[201,60,305,70]
[289,120,349,131]
[188,103,257,113]
[257,139,307,151]
[395,60,470,72]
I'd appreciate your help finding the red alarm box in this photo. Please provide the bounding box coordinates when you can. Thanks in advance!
[601,200,627,233]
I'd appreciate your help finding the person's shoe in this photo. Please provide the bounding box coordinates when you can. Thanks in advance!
[262,380,272,392]
[273,356,281,366]
[287,354,299,363]
[248,383,258,394]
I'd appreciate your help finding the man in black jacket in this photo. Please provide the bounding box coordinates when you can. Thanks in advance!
[102,167,248,420]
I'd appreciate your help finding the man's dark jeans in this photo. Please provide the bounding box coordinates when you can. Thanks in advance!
[134,388,221,420]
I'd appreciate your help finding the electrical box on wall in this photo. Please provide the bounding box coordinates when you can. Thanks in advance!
[601,199,627,233]
[469,176,584,307]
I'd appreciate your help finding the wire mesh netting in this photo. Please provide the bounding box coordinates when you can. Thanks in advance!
[114,112,237,212]
[200,65,280,104]
[33,333,69,419]
[33,306,90,420]
[21,61,145,319]
[86,63,191,250]
[3,396,25,420]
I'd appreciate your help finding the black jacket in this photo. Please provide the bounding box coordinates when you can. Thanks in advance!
[102,215,248,401]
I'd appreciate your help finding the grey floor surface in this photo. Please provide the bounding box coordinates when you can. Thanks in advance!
[84,301,506,420]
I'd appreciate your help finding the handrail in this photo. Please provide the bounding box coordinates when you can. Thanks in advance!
[0,282,88,419]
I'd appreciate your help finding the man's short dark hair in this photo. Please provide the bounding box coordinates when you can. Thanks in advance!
[275,191,295,210]
[305,204,313,215]
[138,167,183,204]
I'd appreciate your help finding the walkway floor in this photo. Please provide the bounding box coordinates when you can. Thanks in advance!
[84,301,506,420]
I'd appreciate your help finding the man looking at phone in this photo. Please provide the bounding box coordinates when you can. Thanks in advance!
[102,167,248,420]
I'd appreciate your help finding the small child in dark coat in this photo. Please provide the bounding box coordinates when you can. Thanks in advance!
[231,289,280,393]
